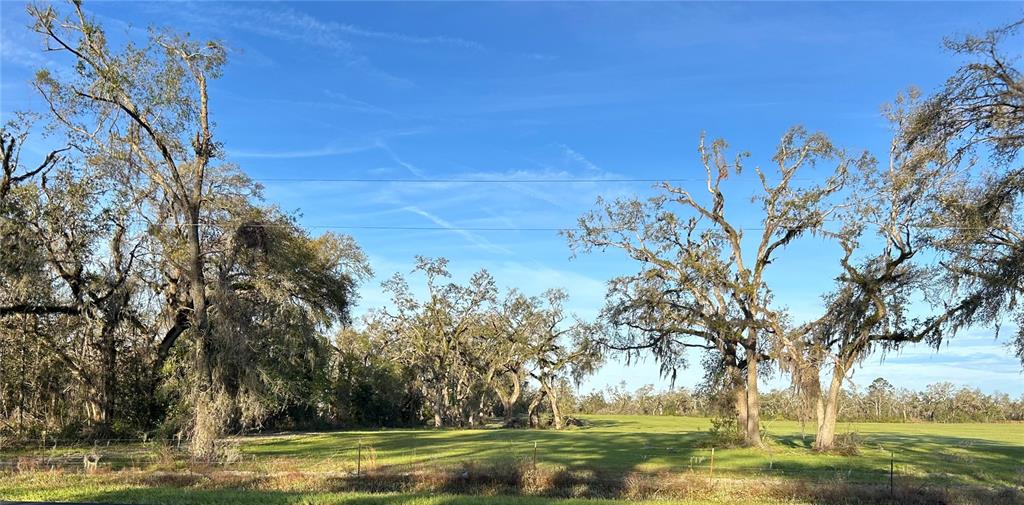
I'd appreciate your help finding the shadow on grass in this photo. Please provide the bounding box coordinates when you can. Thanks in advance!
[343,427,1024,486]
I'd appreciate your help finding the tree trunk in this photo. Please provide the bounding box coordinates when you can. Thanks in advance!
[732,370,748,438]
[470,392,487,427]
[94,317,119,436]
[541,381,563,430]
[744,346,763,447]
[87,383,114,436]
[185,201,217,458]
[495,375,522,426]
[508,377,521,421]
[86,394,106,428]
[187,204,210,371]
[432,389,445,428]
[549,395,562,430]
[527,392,545,428]
[813,364,846,451]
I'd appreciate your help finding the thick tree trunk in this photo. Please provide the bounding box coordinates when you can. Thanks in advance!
[527,392,545,428]
[549,396,562,430]
[187,205,210,369]
[100,363,115,431]
[86,394,106,429]
[95,319,119,435]
[496,376,522,426]
[74,312,121,436]
[185,202,218,459]
[814,395,840,451]
[813,364,846,451]
[541,381,563,430]
[509,377,521,419]
[744,347,763,447]
[469,392,487,427]
[732,369,748,438]
[87,384,114,436]
[432,389,445,428]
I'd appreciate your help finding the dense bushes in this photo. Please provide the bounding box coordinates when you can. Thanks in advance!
[317,331,424,429]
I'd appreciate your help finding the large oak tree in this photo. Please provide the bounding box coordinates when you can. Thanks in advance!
[567,127,862,446]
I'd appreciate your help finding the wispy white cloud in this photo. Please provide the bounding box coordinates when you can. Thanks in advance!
[522,52,558,62]
[488,261,607,318]
[450,167,614,210]
[376,141,426,178]
[327,21,485,51]
[138,2,488,88]
[458,91,633,115]
[403,206,511,255]
[228,143,378,160]
[1,31,53,69]
[323,90,398,117]
[135,3,409,87]
[216,89,398,118]
[228,128,427,161]
[558,144,603,172]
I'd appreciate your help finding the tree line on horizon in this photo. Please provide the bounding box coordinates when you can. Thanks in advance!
[573,380,1024,424]
[1,1,1022,457]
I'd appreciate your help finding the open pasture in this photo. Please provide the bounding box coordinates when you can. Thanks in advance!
[3,416,1022,504]
[236,416,1024,485]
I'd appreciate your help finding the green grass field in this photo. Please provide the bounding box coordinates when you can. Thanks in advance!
[236,415,1024,485]
[2,415,1022,504]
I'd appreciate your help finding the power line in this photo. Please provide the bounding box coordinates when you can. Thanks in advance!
[253,177,693,184]
[295,225,573,231]
[144,222,772,232]
[147,223,575,231]
[249,177,815,184]
[141,221,1010,233]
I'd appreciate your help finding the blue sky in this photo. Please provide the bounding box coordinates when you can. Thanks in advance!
[2,1,1022,396]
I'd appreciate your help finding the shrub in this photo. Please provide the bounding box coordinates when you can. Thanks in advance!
[701,416,745,448]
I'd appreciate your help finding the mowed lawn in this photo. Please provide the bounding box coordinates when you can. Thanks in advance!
[234,416,1024,486]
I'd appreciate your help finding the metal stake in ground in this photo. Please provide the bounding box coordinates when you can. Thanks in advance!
[357,440,362,477]
[709,447,715,484]
[533,441,538,472]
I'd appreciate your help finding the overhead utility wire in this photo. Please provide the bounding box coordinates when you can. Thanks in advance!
[137,222,1004,232]
[250,177,816,184]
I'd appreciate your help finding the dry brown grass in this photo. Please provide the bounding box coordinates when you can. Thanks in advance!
[5,462,1023,505]
[241,461,1020,504]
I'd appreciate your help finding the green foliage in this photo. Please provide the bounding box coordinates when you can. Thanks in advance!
[902,19,1024,364]
[4,0,1024,466]
[702,416,745,448]
[317,330,424,428]
[577,382,1024,423]
[1,2,371,445]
